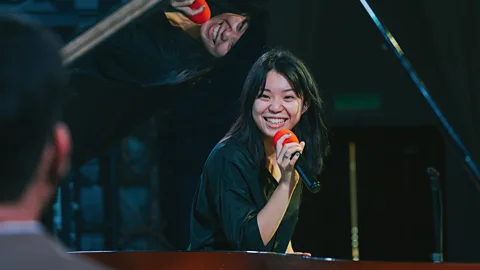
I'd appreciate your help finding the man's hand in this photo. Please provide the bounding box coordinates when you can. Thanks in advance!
[170,0,205,17]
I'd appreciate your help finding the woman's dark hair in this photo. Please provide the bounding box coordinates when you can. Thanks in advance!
[226,47,329,175]
[152,1,263,84]
[163,0,265,83]
[85,6,217,86]
[89,2,265,86]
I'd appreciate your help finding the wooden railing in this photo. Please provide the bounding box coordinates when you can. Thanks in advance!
[73,251,480,270]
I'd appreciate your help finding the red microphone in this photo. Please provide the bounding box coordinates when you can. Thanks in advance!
[273,129,299,149]
[272,129,321,193]
[188,0,211,24]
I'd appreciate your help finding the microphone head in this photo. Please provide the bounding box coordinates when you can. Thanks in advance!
[187,0,211,24]
[427,166,440,177]
[273,129,299,149]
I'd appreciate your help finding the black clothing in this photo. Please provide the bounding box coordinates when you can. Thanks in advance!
[63,6,267,168]
[64,9,211,167]
[189,137,303,252]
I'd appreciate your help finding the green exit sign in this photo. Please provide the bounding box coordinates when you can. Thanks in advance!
[333,93,382,111]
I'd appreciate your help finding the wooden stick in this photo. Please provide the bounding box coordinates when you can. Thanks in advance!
[61,0,164,66]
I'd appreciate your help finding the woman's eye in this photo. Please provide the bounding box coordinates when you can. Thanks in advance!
[238,20,247,31]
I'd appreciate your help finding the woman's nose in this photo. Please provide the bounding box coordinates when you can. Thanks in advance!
[222,28,242,42]
[268,100,283,112]
[222,29,235,42]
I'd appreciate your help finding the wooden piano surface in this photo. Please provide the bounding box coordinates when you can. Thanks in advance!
[73,251,480,270]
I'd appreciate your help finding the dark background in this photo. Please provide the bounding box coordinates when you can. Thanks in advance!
[3,0,479,263]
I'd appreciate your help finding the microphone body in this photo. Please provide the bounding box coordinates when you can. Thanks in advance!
[294,154,322,193]
[273,130,322,193]
[187,0,211,24]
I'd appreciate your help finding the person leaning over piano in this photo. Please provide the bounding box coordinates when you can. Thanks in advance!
[188,48,329,255]
[64,0,265,168]
[0,14,110,270]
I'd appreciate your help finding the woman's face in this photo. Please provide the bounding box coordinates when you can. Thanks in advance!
[252,71,307,138]
[200,13,248,57]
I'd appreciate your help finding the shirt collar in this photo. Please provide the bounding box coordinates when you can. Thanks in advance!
[0,221,44,235]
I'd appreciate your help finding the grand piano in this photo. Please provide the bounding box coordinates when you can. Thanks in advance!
[61,0,480,269]
[74,251,480,270]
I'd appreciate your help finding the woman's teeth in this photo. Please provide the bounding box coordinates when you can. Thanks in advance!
[265,118,287,124]
[213,24,221,43]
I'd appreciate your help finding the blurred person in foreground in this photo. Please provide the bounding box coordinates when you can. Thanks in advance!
[0,14,111,270]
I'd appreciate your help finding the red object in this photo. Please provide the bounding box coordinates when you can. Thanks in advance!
[273,129,299,149]
[188,0,211,24]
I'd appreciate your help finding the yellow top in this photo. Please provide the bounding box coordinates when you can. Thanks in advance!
[165,11,201,39]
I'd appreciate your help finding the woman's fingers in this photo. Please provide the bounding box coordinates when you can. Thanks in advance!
[292,252,311,256]
[289,152,300,166]
[275,133,291,159]
[299,141,305,153]
[278,143,303,168]
[176,5,205,16]
[170,0,195,8]
[170,0,206,17]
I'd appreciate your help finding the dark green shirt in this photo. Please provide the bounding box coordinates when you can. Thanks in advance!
[189,137,303,252]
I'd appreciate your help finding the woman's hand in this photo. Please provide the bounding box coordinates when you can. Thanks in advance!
[170,0,206,17]
[286,242,311,257]
[290,252,312,257]
[275,133,305,187]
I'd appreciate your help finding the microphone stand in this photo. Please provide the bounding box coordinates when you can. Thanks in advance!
[427,167,444,263]
[359,0,480,189]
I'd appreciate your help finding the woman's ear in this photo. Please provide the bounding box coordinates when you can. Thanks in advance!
[302,102,309,114]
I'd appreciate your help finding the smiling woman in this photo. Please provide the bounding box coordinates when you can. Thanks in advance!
[200,12,249,57]
[253,70,307,137]
[188,47,329,254]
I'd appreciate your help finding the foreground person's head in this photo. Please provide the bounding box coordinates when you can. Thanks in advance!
[0,14,71,220]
